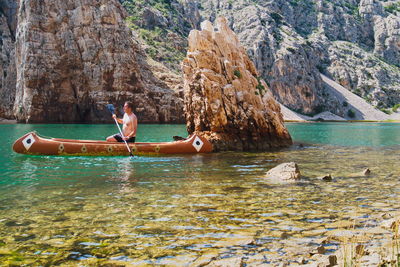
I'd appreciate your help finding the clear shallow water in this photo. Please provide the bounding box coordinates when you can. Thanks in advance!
[0,123,399,265]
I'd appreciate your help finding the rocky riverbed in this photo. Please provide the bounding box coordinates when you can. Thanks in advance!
[1,132,399,266]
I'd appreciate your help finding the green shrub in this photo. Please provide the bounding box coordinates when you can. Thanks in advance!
[314,105,324,114]
[316,65,324,73]
[392,104,400,112]
[256,77,266,95]
[233,70,242,79]
[287,47,296,53]
[343,101,348,107]
[272,29,283,44]
[270,12,283,25]
[347,109,355,118]
[380,108,392,115]
[384,3,400,14]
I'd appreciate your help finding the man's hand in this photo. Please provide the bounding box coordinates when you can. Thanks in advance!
[112,114,117,119]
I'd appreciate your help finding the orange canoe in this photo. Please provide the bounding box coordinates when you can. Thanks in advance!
[12,132,213,156]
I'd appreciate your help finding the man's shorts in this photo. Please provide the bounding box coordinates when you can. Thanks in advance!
[113,134,136,143]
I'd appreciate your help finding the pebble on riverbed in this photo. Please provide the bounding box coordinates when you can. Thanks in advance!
[363,168,371,176]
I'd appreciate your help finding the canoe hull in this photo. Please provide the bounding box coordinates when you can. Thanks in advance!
[12,132,213,156]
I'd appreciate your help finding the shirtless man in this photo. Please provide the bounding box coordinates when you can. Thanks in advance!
[106,101,137,143]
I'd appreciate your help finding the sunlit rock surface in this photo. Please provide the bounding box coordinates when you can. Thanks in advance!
[182,17,292,151]
[13,0,183,123]
[265,162,301,182]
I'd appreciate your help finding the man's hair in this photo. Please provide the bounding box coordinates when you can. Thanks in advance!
[125,101,134,110]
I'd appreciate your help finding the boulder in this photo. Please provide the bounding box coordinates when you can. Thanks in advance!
[182,17,292,151]
[265,162,301,181]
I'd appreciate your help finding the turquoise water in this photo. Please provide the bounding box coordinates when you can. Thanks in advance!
[286,122,400,147]
[0,123,399,265]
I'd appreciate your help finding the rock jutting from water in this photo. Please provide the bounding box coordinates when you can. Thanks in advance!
[182,17,292,151]
[13,0,183,123]
[265,162,301,182]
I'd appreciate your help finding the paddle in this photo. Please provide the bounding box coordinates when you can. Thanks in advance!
[107,104,133,157]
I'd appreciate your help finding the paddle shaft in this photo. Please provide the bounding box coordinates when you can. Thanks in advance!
[113,117,133,156]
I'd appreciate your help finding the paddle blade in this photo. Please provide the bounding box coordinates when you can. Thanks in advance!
[107,104,115,114]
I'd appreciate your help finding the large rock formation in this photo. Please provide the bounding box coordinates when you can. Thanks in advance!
[182,17,292,151]
[0,0,18,119]
[13,0,183,123]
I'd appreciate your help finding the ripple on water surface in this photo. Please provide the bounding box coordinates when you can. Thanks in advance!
[0,123,399,265]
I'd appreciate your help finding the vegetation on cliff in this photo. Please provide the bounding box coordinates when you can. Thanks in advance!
[121,0,197,71]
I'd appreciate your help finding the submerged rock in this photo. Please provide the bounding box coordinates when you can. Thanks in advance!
[182,17,292,151]
[318,174,333,181]
[265,162,301,181]
[350,168,372,177]
[206,256,243,267]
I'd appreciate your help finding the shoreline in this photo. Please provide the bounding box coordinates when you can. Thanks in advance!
[0,118,17,124]
[1,119,400,124]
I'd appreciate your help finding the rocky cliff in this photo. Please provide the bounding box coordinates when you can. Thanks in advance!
[0,0,17,119]
[10,0,183,123]
[123,0,399,118]
[182,18,292,151]
[196,0,400,116]
[1,0,399,122]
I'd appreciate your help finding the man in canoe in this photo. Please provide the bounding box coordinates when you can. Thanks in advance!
[106,101,137,143]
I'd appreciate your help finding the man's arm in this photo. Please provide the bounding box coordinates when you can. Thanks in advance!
[112,114,123,124]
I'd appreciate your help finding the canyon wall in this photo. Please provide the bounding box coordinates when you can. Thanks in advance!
[11,0,183,123]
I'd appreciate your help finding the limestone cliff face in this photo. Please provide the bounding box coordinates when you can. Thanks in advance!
[0,0,17,119]
[195,0,400,114]
[13,0,183,123]
[182,18,292,151]
[196,0,333,116]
